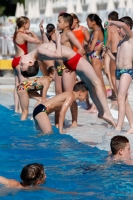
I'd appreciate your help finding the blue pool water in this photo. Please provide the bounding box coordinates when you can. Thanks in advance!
[0,105,133,199]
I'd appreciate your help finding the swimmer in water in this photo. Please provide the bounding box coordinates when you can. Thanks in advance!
[0,163,46,188]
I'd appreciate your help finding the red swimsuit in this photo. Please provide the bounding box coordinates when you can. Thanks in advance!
[63,53,81,71]
[12,31,28,69]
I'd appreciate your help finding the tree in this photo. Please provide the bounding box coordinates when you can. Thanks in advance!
[0,0,25,16]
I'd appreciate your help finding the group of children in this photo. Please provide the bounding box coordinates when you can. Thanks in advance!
[1,11,133,189]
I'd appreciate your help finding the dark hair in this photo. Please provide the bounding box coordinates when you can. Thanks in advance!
[21,61,39,77]
[87,14,104,34]
[108,11,119,21]
[110,135,129,155]
[20,163,45,186]
[71,13,80,24]
[46,23,55,33]
[47,66,55,76]
[58,13,73,28]
[73,81,88,92]
[119,16,133,30]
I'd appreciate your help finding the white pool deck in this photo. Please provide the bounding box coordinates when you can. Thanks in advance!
[1,76,133,153]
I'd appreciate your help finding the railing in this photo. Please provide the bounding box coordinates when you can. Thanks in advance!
[0,36,15,58]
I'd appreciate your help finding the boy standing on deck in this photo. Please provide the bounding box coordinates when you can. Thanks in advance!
[56,13,84,128]
[105,16,133,134]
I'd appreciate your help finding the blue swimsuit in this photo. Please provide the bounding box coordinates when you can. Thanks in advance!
[115,69,133,80]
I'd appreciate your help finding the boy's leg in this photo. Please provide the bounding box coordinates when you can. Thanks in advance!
[17,90,29,120]
[116,74,132,131]
[76,58,115,126]
[62,70,77,127]
[110,59,117,95]
[125,98,133,134]
[35,112,52,134]
[76,71,104,115]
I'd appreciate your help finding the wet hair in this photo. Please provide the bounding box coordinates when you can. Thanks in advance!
[87,14,104,34]
[46,23,55,33]
[21,61,39,77]
[47,66,55,76]
[71,13,80,24]
[110,135,129,155]
[58,13,73,28]
[20,163,45,186]
[73,81,88,92]
[108,11,119,21]
[119,16,133,30]
[14,16,29,34]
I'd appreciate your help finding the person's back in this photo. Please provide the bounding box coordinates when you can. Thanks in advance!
[108,25,121,53]
[106,11,121,98]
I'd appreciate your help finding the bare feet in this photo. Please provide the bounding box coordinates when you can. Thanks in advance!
[85,107,98,113]
[126,128,133,134]
[107,128,120,136]
[15,109,22,113]
[70,121,78,128]
[99,113,116,128]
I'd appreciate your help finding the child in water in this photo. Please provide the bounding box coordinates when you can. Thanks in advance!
[109,136,133,165]
[0,163,46,188]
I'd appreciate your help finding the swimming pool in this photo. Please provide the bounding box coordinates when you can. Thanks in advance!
[0,105,133,199]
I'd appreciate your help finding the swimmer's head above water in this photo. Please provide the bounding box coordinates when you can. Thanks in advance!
[20,163,46,186]
[110,135,131,161]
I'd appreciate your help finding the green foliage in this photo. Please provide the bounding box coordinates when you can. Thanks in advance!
[0,6,6,16]
[12,0,24,3]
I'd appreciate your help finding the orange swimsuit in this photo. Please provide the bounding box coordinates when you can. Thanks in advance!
[12,31,28,69]
[72,26,85,52]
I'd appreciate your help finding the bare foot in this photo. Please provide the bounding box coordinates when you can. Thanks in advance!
[126,128,133,134]
[85,107,98,113]
[99,113,116,128]
[107,129,120,136]
[70,122,78,128]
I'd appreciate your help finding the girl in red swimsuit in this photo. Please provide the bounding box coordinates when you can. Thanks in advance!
[12,16,40,112]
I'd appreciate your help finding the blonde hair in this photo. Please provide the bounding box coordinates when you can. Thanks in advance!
[15,16,29,33]
[70,13,80,24]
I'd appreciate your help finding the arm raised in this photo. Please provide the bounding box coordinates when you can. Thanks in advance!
[107,20,133,38]
[37,30,62,59]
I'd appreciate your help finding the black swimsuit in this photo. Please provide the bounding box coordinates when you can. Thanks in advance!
[33,104,48,118]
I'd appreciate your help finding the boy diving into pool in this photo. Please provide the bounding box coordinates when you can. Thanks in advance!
[0,163,46,188]
[20,30,116,127]
[33,81,88,134]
